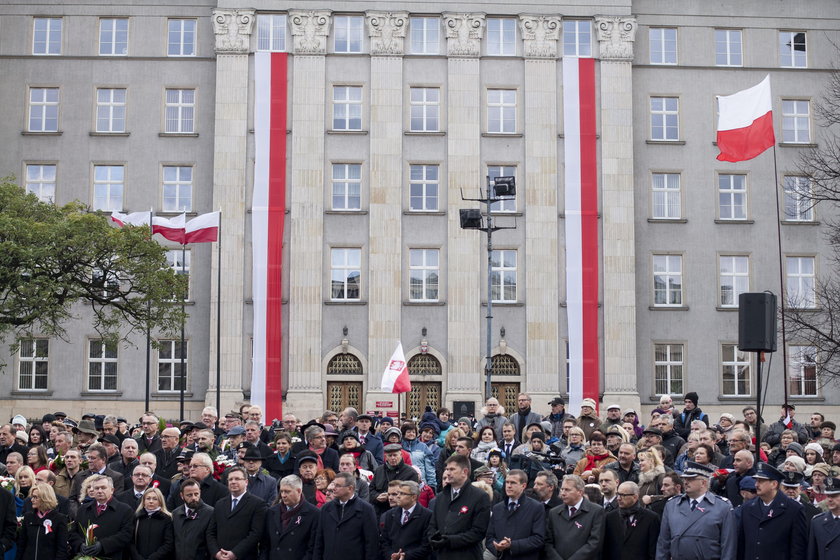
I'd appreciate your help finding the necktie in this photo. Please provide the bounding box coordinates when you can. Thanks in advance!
[231,497,238,511]
[96,503,106,516]
[690,500,697,511]
[508,501,516,512]
[505,444,512,457]
[626,514,634,528]
[402,510,410,525]
[339,503,345,520]
[569,506,576,517]
[452,489,459,500]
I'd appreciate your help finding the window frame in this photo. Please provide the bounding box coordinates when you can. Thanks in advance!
[781,99,811,144]
[18,338,49,391]
[651,172,681,220]
[785,255,816,309]
[408,248,440,302]
[488,165,517,213]
[779,31,807,68]
[256,14,287,52]
[87,339,118,392]
[157,339,189,393]
[490,249,517,303]
[563,20,592,58]
[167,18,197,57]
[650,96,679,141]
[164,88,196,134]
[719,255,750,308]
[649,27,677,65]
[409,87,440,133]
[718,173,748,221]
[28,87,59,133]
[92,164,125,212]
[783,176,814,222]
[333,15,364,54]
[486,17,517,56]
[33,17,62,55]
[408,164,439,212]
[487,89,516,134]
[95,88,127,133]
[330,248,362,302]
[788,344,818,396]
[721,343,751,396]
[24,163,56,203]
[654,342,684,396]
[165,249,191,301]
[714,29,742,67]
[652,253,683,307]
[331,163,362,211]
[162,165,193,213]
[409,17,440,55]
[332,85,363,131]
[99,17,129,56]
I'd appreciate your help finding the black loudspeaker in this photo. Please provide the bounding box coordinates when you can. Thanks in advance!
[459,209,482,229]
[738,292,777,352]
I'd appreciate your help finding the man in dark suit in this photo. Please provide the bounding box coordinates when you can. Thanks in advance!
[262,474,319,560]
[111,437,140,482]
[0,474,16,558]
[599,470,620,513]
[69,474,134,558]
[172,478,215,560]
[208,466,268,560]
[380,480,432,560]
[136,412,163,454]
[485,469,545,560]
[427,454,492,560]
[137,452,172,497]
[155,427,182,480]
[116,464,153,511]
[603,481,660,560]
[544,474,606,560]
[780,470,821,522]
[70,444,125,502]
[0,424,27,465]
[370,444,420,517]
[736,462,807,560]
[528,470,563,513]
[807,476,840,560]
[168,452,228,509]
[313,471,379,560]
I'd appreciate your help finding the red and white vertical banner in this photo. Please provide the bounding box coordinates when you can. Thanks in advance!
[252,52,288,421]
[563,57,600,414]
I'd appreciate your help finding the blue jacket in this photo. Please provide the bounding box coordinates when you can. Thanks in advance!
[402,439,436,487]
[313,497,378,560]
[736,491,806,560]
[807,511,840,560]
[485,496,545,560]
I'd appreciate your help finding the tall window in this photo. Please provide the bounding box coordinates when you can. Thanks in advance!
[715,29,742,66]
[490,250,517,303]
[780,31,806,68]
[332,163,361,211]
[718,174,747,220]
[18,339,49,391]
[653,254,682,306]
[486,18,516,56]
[654,343,683,395]
[784,176,814,221]
[331,248,361,301]
[487,89,516,134]
[788,345,817,396]
[651,173,681,219]
[88,340,117,391]
[257,14,287,52]
[165,250,191,300]
[162,166,193,212]
[410,17,439,54]
[158,340,187,392]
[409,87,440,132]
[96,88,126,133]
[25,164,56,202]
[28,87,59,132]
[722,344,751,396]
[488,165,516,212]
[333,86,362,131]
[563,20,591,57]
[409,164,439,211]
[93,165,124,211]
[168,19,196,56]
[650,27,677,64]
[786,256,815,308]
[33,17,61,55]
[650,97,679,141]
[334,15,363,53]
[99,18,128,56]
[409,249,439,302]
[164,89,195,133]
[720,255,749,307]
[782,100,810,143]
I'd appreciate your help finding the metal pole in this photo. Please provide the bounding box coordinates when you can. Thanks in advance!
[145,209,153,411]
[755,352,763,466]
[771,146,789,404]
[215,211,222,418]
[179,243,186,421]
[485,177,494,400]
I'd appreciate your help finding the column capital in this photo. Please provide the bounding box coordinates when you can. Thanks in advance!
[519,15,561,59]
[442,13,486,57]
[289,10,332,55]
[212,9,255,54]
[594,15,637,61]
[365,12,408,56]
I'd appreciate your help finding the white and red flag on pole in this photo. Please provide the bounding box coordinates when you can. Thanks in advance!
[110,211,150,227]
[716,75,775,162]
[185,212,220,244]
[381,343,412,394]
[152,213,185,243]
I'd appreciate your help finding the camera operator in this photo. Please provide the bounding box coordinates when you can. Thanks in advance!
[520,432,566,484]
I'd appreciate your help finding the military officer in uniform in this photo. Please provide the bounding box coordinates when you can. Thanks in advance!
[807,476,840,560]
[736,462,806,560]
[780,470,821,522]
[655,461,736,560]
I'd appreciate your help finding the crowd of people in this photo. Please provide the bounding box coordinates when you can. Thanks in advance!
[0,391,839,560]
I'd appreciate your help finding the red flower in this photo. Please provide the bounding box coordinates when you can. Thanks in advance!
[459,506,469,514]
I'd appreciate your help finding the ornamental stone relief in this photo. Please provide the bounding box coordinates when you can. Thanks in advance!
[594,15,637,61]
[442,13,486,57]
[289,10,331,55]
[519,15,561,59]
[366,12,408,56]
[212,9,255,54]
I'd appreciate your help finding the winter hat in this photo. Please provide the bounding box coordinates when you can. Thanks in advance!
[684,392,699,405]
[811,462,831,476]
[805,442,824,458]
[11,415,27,427]
[384,426,403,442]
[786,442,804,457]
[783,455,806,473]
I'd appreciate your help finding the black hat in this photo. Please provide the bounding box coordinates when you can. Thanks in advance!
[341,432,360,445]
[41,414,56,425]
[63,419,78,429]
[192,422,209,431]
[53,411,67,419]
[529,431,545,442]
[384,443,402,453]
[825,477,840,495]
[357,414,373,421]
[753,462,784,482]
[684,392,699,405]
[236,441,254,451]
[782,403,796,410]
[116,417,127,424]
[81,413,95,420]
[242,446,267,462]
[682,461,715,478]
[833,443,840,454]
[643,427,663,437]
[98,434,121,446]
[379,417,394,426]
[780,470,805,487]
[176,449,194,463]
[296,451,318,468]
[548,397,565,406]
[820,421,836,431]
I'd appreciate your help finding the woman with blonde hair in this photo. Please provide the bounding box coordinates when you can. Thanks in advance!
[434,428,465,487]
[561,427,587,466]
[638,448,667,504]
[131,487,174,560]
[14,466,36,515]
[15,482,69,560]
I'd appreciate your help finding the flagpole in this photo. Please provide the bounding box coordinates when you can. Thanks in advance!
[215,209,222,418]
[179,238,187,421]
[771,146,790,404]
[145,208,153,412]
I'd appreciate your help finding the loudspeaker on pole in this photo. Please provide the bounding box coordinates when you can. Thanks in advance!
[738,292,778,352]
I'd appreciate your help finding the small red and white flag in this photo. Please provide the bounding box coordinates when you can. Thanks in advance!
[716,75,775,162]
[110,211,150,227]
[381,343,411,394]
[185,211,220,244]
[152,213,185,243]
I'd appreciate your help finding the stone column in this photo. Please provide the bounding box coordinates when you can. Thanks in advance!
[208,8,254,413]
[520,15,561,396]
[285,10,332,417]
[443,13,485,403]
[365,12,407,402]
[595,15,639,411]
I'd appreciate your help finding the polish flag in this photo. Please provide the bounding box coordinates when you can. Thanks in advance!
[716,75,775,162]
[152,213,185,243]
[110,211,150,227]
[381,343,411,394]
[185,211,220,244]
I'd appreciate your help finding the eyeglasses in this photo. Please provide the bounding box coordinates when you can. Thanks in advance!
[133,473,151,478]
[616,493,635,497]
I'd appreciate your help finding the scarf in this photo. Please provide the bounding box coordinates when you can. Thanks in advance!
[282,501,302,529]
[276,451,291,464]
[619,502,641,520]
[309,446,325,470]
[145,507,161,516]
[584,452,610,472]
[515,407,532,436]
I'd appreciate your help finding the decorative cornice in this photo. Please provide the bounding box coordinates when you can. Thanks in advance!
[594,15,637,61]
[442,13,486,57]
[289,10,331,55]
[519,15,561,59]
[212,9,255,54]
[366,12,408,56]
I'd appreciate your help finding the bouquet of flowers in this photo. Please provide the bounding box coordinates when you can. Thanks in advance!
[0,477,14,493]
[213,456,236,480]
[49,452,64,472]
[73,522,102,560]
